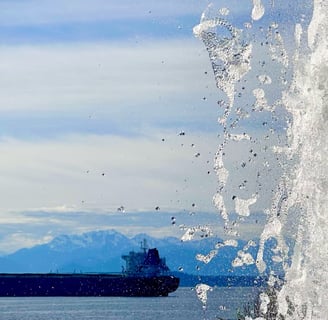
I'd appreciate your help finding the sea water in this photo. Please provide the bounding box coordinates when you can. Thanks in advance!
[0,287,260,320]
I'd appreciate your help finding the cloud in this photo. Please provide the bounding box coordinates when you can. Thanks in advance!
[0,232,53,254]
[0,131,218,213]
[0,127,278,253]
[0,0,211,27]
[0,40,215,113]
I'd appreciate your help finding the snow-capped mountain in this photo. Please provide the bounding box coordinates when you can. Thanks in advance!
[48,229,130,252]
[0,229,282,276]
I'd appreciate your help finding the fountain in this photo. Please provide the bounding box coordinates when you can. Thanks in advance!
[194,1,327,318]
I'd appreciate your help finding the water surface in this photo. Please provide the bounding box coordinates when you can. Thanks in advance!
[0,287,260,320]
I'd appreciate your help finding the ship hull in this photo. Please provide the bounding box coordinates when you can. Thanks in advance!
[0,273,179,297]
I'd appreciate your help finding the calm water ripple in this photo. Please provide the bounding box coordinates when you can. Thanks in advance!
[0,287,261,320]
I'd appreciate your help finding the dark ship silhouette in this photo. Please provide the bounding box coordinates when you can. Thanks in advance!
[0,241,179,297]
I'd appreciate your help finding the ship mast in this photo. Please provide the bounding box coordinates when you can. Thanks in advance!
[140,239,147,253]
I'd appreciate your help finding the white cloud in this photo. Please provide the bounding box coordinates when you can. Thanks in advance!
[0,0,210,26]
[0,131,218,213]
[0,232,51,253]
[0,39,215,113]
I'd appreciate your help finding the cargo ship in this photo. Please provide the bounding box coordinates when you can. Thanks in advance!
[0,243,179,297]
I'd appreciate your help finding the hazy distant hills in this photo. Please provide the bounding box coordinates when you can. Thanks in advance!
[0,229,282,276]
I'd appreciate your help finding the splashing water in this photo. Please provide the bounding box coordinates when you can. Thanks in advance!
[195,283,213,310]
[276,1,328,318]
[194,1,327,319]
[251,0,265,21]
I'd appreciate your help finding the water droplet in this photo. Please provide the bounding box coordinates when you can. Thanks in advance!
[195,284,212,310]
[217,100,225,107]
[251,0,265,20]
[117,206,125,213]
[219,7,229,16]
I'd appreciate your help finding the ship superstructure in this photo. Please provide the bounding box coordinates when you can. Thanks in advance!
[122,240,170,277]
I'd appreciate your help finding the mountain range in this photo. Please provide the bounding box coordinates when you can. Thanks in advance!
[0,229,282,277]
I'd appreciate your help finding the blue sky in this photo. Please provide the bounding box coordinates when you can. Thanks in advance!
[0,0,227,252]
[0,0,312,253]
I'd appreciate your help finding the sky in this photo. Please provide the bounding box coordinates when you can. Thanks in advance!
[0,0,312,253]
[0,0,222,252]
